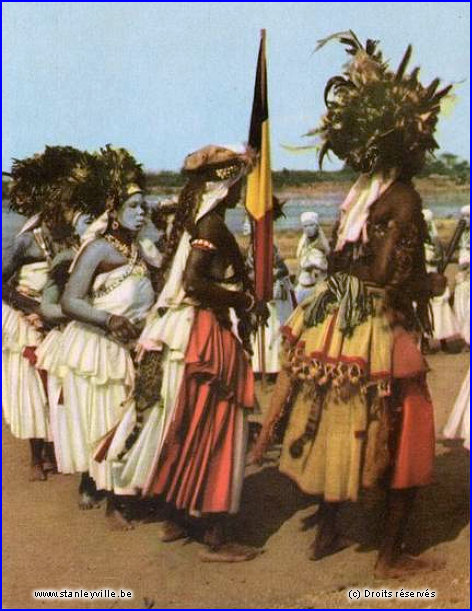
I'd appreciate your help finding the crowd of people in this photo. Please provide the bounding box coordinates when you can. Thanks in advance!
[2,33,469,575]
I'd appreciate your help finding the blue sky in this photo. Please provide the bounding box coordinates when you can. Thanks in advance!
[2,2,470,171]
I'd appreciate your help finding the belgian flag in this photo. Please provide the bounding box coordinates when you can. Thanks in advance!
[245,29,273,302]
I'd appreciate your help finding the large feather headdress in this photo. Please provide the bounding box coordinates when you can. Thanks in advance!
[311,31,453,176]
[8,146,86,217]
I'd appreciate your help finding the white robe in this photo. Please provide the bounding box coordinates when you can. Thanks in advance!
[2,261,50,439]
[36,259,154,491]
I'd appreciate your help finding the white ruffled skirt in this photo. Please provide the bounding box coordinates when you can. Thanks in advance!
[37,320,134,490]
[2,303,49,439]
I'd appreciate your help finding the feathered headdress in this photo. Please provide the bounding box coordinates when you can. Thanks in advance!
[310,31,452,176]
[8,146,85,217]
[98,144,145,210]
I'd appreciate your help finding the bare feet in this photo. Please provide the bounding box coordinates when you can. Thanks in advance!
[158,520,187,543]
[107,509,134,532]
[78,492,101,510]
[199,543,261,563]
[29,463,47,482]
[374,553,446,579]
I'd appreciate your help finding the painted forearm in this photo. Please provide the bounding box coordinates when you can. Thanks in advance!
[60,295,110,329]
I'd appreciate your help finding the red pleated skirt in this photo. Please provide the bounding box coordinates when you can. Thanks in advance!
[390,327,435,489]
[148,308,254,514]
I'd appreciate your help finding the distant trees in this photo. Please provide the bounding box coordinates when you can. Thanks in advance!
[420,153,470,184]
[2,152,469,200]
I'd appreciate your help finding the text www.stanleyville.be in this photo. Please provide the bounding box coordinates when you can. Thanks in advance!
[33,588,133,600]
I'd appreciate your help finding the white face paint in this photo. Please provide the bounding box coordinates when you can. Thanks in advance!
[302,221,319,239]
[74,213,94,238]
[117,192,147,232]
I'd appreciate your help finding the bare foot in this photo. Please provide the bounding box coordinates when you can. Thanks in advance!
[42,460,57,474]
[78,492,101,510]
[30,464,47,481]
[199,543,261,563]
[374,553,446,579]
[158,520,187,543]
[309,534,354,561]
[107,509,134,531]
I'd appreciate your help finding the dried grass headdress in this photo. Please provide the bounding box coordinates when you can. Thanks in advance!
[311,31,452,176]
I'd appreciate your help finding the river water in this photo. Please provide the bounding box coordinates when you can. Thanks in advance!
[2,189,468,256]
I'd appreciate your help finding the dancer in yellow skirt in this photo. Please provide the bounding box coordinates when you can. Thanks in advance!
[252,32,450,578]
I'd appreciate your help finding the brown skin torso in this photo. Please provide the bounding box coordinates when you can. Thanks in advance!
[329,180,434,333]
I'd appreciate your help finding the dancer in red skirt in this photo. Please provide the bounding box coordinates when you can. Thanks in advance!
[134,144,262,561]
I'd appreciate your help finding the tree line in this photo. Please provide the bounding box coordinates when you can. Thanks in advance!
[2,153,469,199]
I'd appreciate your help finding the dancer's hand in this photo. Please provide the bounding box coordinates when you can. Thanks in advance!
[108,314,139,342]
[428,272,447,297]
[25,312,44,330]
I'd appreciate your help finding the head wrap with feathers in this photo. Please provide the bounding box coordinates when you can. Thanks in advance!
[310,31,452,177]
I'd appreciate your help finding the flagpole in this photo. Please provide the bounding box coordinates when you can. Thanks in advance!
[245,27,273,388]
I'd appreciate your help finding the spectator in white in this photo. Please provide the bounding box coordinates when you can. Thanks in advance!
[243,219,294,379]
[295,211,330,303]
[422,208,461,352]
[454,205,470,345]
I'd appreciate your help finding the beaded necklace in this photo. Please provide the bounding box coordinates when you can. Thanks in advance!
[92,234,148,299]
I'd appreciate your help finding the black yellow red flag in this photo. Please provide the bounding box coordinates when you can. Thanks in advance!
[245,29,273,302]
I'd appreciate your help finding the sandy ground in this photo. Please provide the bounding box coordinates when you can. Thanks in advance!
[2,211,469,608]
[2,348,469,610]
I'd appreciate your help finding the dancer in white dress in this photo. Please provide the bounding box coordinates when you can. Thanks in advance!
[2,146,93,480]
[59,147,157,524]
[294,211,330,303]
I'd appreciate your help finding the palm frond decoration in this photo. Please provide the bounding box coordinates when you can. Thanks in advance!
[311,33,453,176]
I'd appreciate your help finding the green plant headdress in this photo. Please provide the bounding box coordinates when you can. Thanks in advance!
[311,31,452,176]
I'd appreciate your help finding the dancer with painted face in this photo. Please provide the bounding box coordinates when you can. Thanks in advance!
[295,211,330,303]
[252,33,450,578]
[59,147,158,525]
[2,146,94,480]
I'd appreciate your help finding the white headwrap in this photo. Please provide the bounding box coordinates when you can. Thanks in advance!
[300,211,319,225]
[422,208,438,240]
[461,205,470,217]
[335,169,398,252]
[297,211,329,259]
